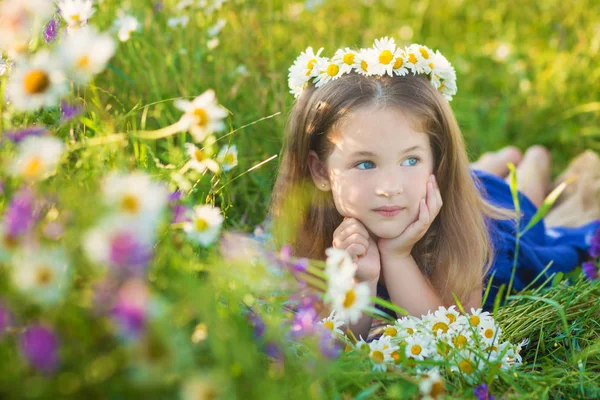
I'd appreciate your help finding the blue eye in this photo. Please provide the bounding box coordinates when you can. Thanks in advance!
[356,161,375,170]
[402,157,419,167]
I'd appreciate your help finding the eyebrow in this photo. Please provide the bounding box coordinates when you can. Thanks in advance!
[350,145,423,157]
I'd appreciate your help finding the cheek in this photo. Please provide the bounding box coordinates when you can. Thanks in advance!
[329,174,371,217]
[405,170,430,202]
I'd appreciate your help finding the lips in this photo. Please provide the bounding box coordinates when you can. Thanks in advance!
[373,206,404,212]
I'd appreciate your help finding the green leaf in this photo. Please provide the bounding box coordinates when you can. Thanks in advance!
[507,162,520,216]
[354,383,383,400]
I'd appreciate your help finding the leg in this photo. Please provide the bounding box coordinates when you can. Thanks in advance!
[505,145,551,208]
[471,146,523,178]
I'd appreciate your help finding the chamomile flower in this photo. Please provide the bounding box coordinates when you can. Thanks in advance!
[451,350,483,383]
[174,89,229,143]
[58,0,95,29]
[114,13,140,42]
[404,43,435,74]
[395,315,420,338]
[217,144,238,171]
[324,247,356,290]
[353,48,377,76]
[208,19,226,37]
[391,49,409,77]
[0,0,54,57]
[424,312,453,339]
[59,26,116,84]
[419,368,445,400]
[355,335,370,355]
[288,46,324,97]
[11,247,70,306]
[314,57,345,87]
[6,50,67,111]
[370,36,400,76]
[468,308,493,328]
[183,205,224,247]
[318,310,344,335]
[331,47,356,74]
[8,136,65,181]
[479,320,502,346]
[102,171,169,223]
[185,139,220,174]
[432,305,461,326]
[329,281,370,324]
[382,324,400,339]
[448,326,473,350]
[404,334,433,361]
[167,16,190,29]
[368,335,397,372]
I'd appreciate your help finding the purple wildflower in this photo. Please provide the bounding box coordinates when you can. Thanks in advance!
[4,187,37,237]
[168,190,182,203]
[153,1,164,12]
[109,231,152,275]
[110,280,147,339]
[473,383,496,400]
[264,341,283,361]
[318,328,342,359]
[4,126,47,143]
[172,204,189,224]
[290,305,318,337]
[0,300,13,338]
[582,261,598,281]
[43,17,59,43]
[589,227,600,258]
[20,324,60,374]
[247,311,265,339]
[60,101,83,122]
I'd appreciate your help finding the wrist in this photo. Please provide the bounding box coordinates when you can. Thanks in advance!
[381,252,413,267]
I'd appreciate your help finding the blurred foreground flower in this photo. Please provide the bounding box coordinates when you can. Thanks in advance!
[0,0,54,57]
[7,50,67,111]
[43,15,60,44]
[217,144,238,171]
[8,136,65,181]
[3,186,38,237]
[59,26,116,84]
[20,324,59,374]
[183,205,224,247]
[114,13,140,42]
[175,90,228,142]
[60,100,83,121]
[58,0,95,29]
[111,279,148,339]
[3,126,47,143]
[185,138,220,174]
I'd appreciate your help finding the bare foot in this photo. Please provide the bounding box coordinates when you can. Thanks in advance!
[471,146,523,178]
[507,145,551,208]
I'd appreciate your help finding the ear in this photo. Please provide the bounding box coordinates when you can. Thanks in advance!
[307,150,331,191]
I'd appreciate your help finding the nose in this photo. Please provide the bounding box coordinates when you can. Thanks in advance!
[375,174,404,198]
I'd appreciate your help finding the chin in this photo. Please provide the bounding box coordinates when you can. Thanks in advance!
[365,223,406,240]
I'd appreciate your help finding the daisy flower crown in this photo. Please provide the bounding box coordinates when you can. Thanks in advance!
[288,37,457,101]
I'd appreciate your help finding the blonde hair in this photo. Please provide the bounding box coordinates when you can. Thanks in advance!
[269,73,515,305]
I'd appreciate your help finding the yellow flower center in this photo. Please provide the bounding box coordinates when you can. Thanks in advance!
[224,153,235,165]
[469,315,480,326]
[393,57,403,69]
[431,381,445,397]
[453,335,468,348]
[23,70,50,95]
[194,149,206,162]
[438,83,446,91]
[484,328,494,339]
[371,350,384,364]
[419,48,429,59]
[305,58,316,76]
[343,289,356,308]
[406,327,414,335]
[432,322,449,335]
[390,351,400,364]
[323,321,334,331]
[77,55,90,70]
[379,50,394,65]
[384,327,398,337]
[193,108,209,126]
[408,53,417,64]
[121,194,140,214]
[446,314,456,324]
[35,266,54,286]
[71,14,81,22]
[343,53,355,65]
[361,60,368,72]
[429,62,434,69]
[23,157,42,178]
[458,359,474,374]
[195,218,209,232]
[326,63,339,77]
[410,344,422,356]
[485,345,498,352]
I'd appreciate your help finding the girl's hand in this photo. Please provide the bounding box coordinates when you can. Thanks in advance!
[377,174,443,259]
[332,217,381,283]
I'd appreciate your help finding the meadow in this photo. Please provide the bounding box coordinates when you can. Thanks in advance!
[0,0,599,398]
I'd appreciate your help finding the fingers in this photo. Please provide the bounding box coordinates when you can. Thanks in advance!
[333,217,370,260]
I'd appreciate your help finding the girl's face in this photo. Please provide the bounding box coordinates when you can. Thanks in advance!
[322,105,434,239]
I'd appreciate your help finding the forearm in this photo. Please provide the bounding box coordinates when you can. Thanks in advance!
[380,254,444,318]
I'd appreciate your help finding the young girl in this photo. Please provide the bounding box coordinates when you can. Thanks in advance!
[267,39,600,340]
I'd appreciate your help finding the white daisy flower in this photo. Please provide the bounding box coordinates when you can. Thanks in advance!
[331,48,356,75]
[8,136,65,181]
[451,350,483,383]
[479,319,502,346]
[185,139,220,174]
[288,46,324,97]
[174,89,229,143]
[404,334,433,361]
[183,204,224,247]
[102,171,169,223]
[404,43,434,74]
[217,144,238,171]
[355,335,370,354]
[324,247,356,292]
[114,14,140,42]
[448,326,473,350]
[424,312,454,339]
[468,308,493,328]
[6,50,67,111]
[370,36,401,76]
[382,324,400,339]
[432,305,461,326]
[167,16,190,29]
[368,335,397,372]
[207,38,219,50]
[318,309,344,335]
[395,315,420,339]
[353,48,377,76]
[208,19,226,37]
[0,0,54,57]
[11,247,70,306]
[419,368,445,400]
[314,57,345,88]
[391,49,409,77]
[58,0,95,29]
[58,26,116,85]
[329,281,370,324]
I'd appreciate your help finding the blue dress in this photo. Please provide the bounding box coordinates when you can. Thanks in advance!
[376,168,600,313]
